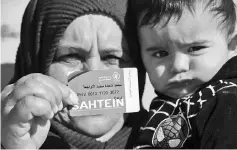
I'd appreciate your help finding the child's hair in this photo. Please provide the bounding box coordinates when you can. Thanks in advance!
[130,0,236,36]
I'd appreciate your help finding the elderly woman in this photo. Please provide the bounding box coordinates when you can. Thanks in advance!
[1,0,146,149]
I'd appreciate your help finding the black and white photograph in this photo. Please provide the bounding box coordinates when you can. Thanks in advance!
[1,0,237,149]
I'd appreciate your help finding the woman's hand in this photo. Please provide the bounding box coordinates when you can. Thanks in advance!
[1,73,78,149]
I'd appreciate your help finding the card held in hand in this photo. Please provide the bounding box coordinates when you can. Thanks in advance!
[68,68,140,116]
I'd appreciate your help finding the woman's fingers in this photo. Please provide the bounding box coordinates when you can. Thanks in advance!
[12,80,56,110]
[1,73,79,149]
[1,84,15,116]
[1,84,14,99]
[9,96,54,124]
[22,73,79,105]
[2,96,52,146]
[4,74,78,114]
[34,74,79,106]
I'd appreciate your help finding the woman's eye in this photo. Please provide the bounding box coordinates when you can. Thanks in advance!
[153,51,169,58]
[102,55,121,65]
[56,54,83,64]
[188,46,206,52]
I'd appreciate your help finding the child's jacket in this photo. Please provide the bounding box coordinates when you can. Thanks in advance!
[134,56,237,149]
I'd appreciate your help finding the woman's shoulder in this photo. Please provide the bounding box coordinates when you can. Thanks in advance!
[41,131,71,149]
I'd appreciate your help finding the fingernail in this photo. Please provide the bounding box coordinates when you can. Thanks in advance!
[49,111,54,119]
[68,88,79,105]
[58,102,63,111]
[53,106,58,113]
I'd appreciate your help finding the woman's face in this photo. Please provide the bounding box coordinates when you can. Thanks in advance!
[48,15,133,139]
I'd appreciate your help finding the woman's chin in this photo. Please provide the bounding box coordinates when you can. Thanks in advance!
[55,107,124,137]
[69,113,123,138]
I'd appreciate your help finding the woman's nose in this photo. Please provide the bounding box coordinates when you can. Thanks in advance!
[83,56,105,71]
[170,52,190,74]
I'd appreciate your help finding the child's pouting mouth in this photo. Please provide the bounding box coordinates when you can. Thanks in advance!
[167,79,193,88]
[164,79,201,98]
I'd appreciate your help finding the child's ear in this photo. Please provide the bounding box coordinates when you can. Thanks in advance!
[228,31,237,54]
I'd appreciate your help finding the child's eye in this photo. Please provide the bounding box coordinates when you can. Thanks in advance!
[188,46,206,52]
[153,51,169,58]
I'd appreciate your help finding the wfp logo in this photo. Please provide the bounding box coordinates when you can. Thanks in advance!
[112,72,120,82]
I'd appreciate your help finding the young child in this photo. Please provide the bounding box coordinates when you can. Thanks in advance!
[128,0,237,148]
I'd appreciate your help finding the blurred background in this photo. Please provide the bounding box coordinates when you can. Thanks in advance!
[1,0,29,90]
[1,0,156,110]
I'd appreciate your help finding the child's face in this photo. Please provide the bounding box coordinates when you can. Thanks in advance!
[138,6,233,98]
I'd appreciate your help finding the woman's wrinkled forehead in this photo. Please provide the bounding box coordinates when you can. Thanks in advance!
[37,0,127,37]
[34,0,128,67]
[58,15,128,55]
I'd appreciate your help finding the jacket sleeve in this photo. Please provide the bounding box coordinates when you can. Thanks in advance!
[199,89,237,148]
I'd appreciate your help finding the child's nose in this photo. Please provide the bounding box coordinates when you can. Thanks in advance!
[170,52,190,74]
